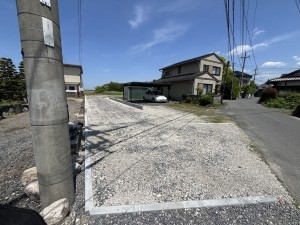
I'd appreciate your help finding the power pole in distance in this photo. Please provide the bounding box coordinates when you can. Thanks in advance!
[241,52,250,87]
[254,66,257,82]
[16,0,75,208]
[221,61,230,104]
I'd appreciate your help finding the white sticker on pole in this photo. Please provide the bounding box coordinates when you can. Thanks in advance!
[42,17,54,47]
[40,0,51,7]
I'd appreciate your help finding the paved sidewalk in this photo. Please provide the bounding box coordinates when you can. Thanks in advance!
[82,95,300,223]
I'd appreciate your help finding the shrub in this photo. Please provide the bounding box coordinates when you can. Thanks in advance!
[259,87,278,103]
[192,98,199,104]
[199,94,213,106]
[265,92,300,109]
[292,105,300,117]
[185,97,192,103]
[182,94,187,101]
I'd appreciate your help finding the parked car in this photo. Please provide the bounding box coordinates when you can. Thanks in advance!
[143,89,168,103]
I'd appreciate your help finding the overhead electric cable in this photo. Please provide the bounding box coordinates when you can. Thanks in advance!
[78,0,82,65]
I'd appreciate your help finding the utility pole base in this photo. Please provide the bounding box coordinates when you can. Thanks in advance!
[31,123,74,208]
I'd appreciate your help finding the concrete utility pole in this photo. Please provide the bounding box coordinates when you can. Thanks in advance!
[254,66,257,82]
[241,52,250,87]
[221,61,230,104]
[16,0,74,208]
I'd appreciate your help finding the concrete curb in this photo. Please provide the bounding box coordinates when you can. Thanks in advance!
[110,98,143,110]
[89,195,277,216]
[84,95,94,212]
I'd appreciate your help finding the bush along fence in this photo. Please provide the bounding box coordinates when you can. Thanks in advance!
[0,103,28,119]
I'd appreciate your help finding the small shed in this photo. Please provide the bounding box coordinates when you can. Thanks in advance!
[123,82,171,101]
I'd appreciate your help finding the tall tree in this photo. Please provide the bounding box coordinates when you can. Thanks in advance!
[15,61,27,100]
[0,58,17,101]
[218,55,240,100]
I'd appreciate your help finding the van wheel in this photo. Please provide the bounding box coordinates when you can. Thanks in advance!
[152,98,155,103]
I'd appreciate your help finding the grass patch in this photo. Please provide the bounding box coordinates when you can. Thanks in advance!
[166,103,230,123]
[85,91,123,96]
[0,101,25,107]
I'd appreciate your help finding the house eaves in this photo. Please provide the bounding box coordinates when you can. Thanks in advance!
[269,69,300,83]
[64,64,83,74]
[159,52,224,71]
[155,71,220,83]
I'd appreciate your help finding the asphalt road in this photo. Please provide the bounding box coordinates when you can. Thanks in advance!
[219,97,300,204]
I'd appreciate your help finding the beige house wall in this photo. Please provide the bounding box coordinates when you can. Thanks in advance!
[64,75,81,84]
[194,77,217,95]
[63,65,83,98]
[163,62,198,77]
[64,66,81,76]
[200,55,223,80]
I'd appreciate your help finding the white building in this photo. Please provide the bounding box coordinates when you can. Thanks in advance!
[64,64,83,97]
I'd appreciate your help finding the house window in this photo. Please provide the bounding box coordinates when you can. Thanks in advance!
[203,84,213,95]
[203,64,209,72]
[212,66,221,75]
[69,86,75,90]
[178,66,181,74]
[165,70,172,76]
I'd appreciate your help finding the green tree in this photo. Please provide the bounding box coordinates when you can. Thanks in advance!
[248,80,256,95]
[107,81,123,92]
[15,61,27,101]
[94,81,123,94]
[0,58,17,101]
[94,85,108,93]
[218,55,240,100]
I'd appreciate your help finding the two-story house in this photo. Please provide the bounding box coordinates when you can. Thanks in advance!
[64,64,83,98]
[154,53,224,100]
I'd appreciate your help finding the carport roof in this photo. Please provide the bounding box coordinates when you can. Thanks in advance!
[123,82,171,87]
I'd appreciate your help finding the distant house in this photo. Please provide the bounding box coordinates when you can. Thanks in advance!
[255,83,271,97]
[234,71,253,85]
[154,53,224,100]
[64,64,83,98]
[267,69,300,94]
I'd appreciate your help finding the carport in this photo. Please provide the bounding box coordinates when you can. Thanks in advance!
[123,82,171,101]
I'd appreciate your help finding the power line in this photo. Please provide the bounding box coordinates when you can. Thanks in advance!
[78,0,82,65]
[251,0,259,37]
[241,0,260,77]
[295,0,300,15]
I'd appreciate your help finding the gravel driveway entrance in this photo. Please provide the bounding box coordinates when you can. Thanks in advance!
[85,96,291,214]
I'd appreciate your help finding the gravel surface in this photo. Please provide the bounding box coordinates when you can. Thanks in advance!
[86,96,293,208]
[0,98,84,212]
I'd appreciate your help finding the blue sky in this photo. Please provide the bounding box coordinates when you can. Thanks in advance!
[1,0,300,89]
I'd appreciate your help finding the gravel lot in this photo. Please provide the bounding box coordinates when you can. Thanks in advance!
[0,98,84,212]
[2,95,300,224]
[86,96,293,208]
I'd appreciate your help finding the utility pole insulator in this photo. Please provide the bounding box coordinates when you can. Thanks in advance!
[16,0,75,208]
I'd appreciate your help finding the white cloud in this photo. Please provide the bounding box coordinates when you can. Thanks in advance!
[229,43,267,56]
[292,56,300,61]
[253,28,265,37]
[128,5,148,29]
[291,56,300,67]
[261,62,287,67]
[131,22,189,53]
[265,32,299,45]
[228,32,299,56]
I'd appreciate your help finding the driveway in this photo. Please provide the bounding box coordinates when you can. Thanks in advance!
[85,95,292,216]
[219,97,300,204]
